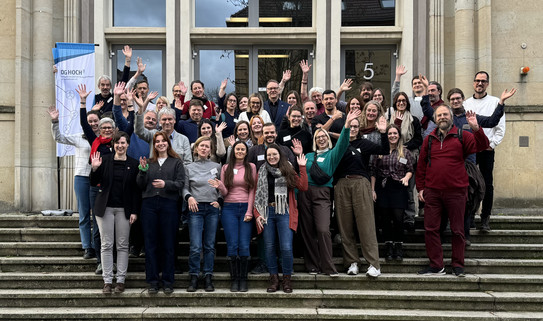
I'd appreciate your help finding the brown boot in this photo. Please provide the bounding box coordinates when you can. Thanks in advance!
[102,283,112,294]
[114,283,125,293]
[266,274,279,292]
[282,275,292,293]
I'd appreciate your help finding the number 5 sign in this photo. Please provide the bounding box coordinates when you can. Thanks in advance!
[363,63,374,80]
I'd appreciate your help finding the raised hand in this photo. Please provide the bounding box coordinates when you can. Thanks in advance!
[291,138,303,156]
[178,81,187,96]
[47,105,59,121]
[208,178,220,189]
[126,88,136,102]
[299,60,312,74]
[339,78,353,92]
[332,109,343,121]
[466,110,479,131]
[137,57,146,74]
[346,109,362,127]
[90,151,102,171]
[376,115,387,133]
[220,79,228,91]
[215,122,227,134]
[75,84,91,101]
[282,69,292,83]
[91,101,104,111]
[396,65,407,78]
[500,88,517,104]
[227,135,236,147]
[113,82,126,97]
[147,91,159,101]
[419,74,429,88]
[296,153,307,167]
[122,45,132,60]
[174,97,183,110]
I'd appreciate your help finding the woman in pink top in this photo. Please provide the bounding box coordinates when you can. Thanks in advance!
[209,141,256,292]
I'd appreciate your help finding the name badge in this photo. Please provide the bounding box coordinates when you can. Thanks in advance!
[233,169,238,175]
[257,155,265,161]
[462,124,471,130]
[234,118,239,123]
[107,97,113,103]
[283,135,291,142]
[317,157,325,163]
[363,134,368,139]
[399,157,408,165]
[210,168,218,175]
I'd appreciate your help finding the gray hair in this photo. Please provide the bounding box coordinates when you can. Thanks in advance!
[99,117,115,129]
[97,75,111,87]
[432,104,454,123]
[157,107,176,121]
[309,87,324,97]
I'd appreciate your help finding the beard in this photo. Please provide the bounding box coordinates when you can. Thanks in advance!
[438,119,453,131]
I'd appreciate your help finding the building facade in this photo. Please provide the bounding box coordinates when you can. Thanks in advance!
[0,0,541,211]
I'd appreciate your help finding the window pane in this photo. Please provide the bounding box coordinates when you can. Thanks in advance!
[259,0,312,27]
[343,49,392,104]
[257,49,308,100]
[341,0,395,26]
[113,0,166,27]
[196,0,248,28]
[115,49,163,95]
[198,50,250,101]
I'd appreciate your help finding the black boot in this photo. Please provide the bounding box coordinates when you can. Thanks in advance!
[228,256,239,292]
[393,242,403,261]
[239,256,249,292]
[204,274,215,292]
[187,275,198,292]
[385,241,394,262]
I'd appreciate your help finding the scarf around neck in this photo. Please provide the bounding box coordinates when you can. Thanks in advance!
[254,163,288,224]
[392,110,415,142]
[90,136,112,160]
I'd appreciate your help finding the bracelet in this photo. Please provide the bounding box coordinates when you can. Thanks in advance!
[80,102,86,104]
[302,81,308,84]
[127,105,133,107]
[138,164,149,172]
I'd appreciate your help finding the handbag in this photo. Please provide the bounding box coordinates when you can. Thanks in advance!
[309,153,332,185]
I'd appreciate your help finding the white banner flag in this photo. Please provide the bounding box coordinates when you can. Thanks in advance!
[53,43,95,157]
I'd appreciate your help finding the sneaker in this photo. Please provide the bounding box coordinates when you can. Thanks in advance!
[83,249,96,260]
[129,246,139,258]
[139,248,146,258]
[95,263,102,275]
[452,267,466,277]
[347,263,359,275]
[328,272,340,278]
[163,286,174,294]
[308,268,319,275]
[148,285,159,294]
[366,265,381,278]
[417,266,445,275]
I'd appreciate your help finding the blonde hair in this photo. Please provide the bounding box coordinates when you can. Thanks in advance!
[312,128,333,151]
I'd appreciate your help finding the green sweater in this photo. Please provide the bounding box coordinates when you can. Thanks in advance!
[305,126,351,187]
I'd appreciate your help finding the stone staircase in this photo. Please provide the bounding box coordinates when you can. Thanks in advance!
[1,211,543,320]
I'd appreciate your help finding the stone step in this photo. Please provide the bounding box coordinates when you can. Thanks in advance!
[1,241,540,260]
[0,272,541,292]
[404,229,543,244]
[2,307,542,321]
[0,214,78,228]
[0,288,541,311]
[1,256,542,274]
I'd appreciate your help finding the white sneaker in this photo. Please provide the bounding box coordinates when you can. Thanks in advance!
[347,263,359,275]
[366,265,381,278]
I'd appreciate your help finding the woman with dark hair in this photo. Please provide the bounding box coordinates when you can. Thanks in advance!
[183,136,222,292]
[90,131,140,294]
[197,118,226,163]
[371,88,389,115]
[285,90,302,108]
[277,106,313,154]
[208,141,256,292]
[297,110,361,277]
[371,124,415,261]
[137,131,185,294]
[254,145,308,293]
[178,80,218,119]
[389,92,422,154]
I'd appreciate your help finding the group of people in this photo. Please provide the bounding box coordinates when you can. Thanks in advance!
[50,46,515,294]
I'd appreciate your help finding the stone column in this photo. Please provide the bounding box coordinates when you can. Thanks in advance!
[454,0,476,91]
[30,0,57,210]
[428,0,444,85]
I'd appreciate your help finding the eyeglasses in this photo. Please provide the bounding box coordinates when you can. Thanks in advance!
[474,79,488,84]
[227,99,237,103]
[266,87,279,91]
[350,125,360,129]
[450,97,463,101]
[316,135,328,141]
[250,102,261,105]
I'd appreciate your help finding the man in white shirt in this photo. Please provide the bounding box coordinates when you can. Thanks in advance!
[463,71,505,232]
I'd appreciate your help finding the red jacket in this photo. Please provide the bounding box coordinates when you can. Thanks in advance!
[253,165,308,234]
[416,125,489,191]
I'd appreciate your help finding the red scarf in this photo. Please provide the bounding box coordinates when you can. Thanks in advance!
[90,136,112,159]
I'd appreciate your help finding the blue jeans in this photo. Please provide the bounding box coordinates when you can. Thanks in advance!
[221,203,252,257]
[141,196,179,287]
[262,206,293,275]
[74,176,92,250]
[89,185,101,263]
[188,203,219,276]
